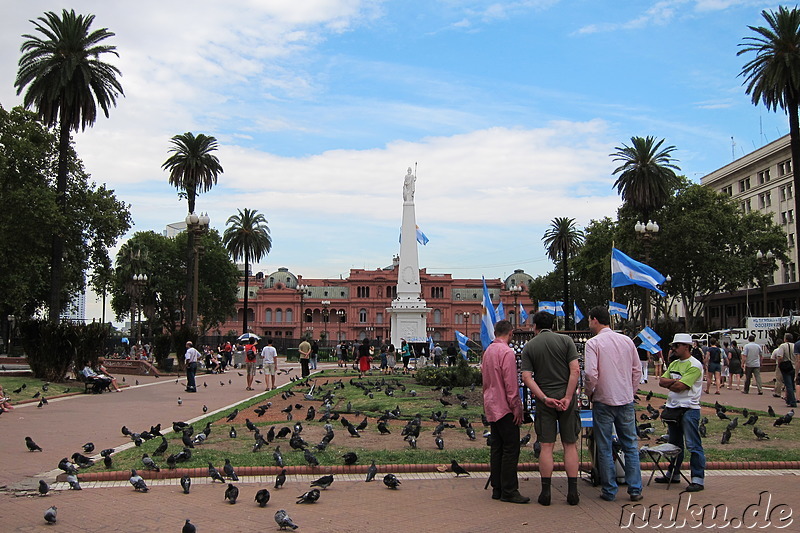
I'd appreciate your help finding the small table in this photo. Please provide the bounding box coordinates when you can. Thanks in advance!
[640,443,691,489]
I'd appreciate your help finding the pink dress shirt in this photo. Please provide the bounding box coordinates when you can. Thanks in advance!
[482,339,523,423]
[584,327,641,406]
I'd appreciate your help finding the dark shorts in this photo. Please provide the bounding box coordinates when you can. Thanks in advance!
[534,398,580,444]
[707,362,722,373]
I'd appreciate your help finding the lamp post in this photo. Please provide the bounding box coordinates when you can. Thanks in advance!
[634,219,659,327]
[185,212,210,330]
[131,273,148,344]
[336,309,345,341]
[297,284,308,338]
[756,250,775,316]
[463,311,470,340]
[509,285,523,328]
[321,300,330,344]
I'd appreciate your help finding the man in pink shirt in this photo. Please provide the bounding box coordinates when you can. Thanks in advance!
[584,306,643,502]
[482,319,529,504]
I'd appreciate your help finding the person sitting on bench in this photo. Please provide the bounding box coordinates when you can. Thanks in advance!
[81,363,116,393]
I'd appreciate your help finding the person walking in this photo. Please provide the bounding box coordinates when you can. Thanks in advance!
[657,333,706,492]
[726,340,743,390]
[482,319,529,504]
[310,341,319,370]
[637,345,649,384]
[703,337,724,395]
[779,334,797,407]
[742,335,763,395]
[357,338,371,378]
[521,311,581,507]
[772,334,793,400]
[386,343,397,374]
[298,338,311,378]
[244,337,258,391]
[584,306,643,502]
[446,342,458,367]
[261,339,278,391]
[433,343,443,367]
[184,341,201,393]
[400,339,412,374]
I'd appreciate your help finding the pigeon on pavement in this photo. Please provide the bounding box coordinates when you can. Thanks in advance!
[82,442,95,453]
[25,437,43,452]
[224,483,239,504]
[274,509,299,530]
[66,473,82,490]
[223,458,239,481]
[208,462,226,483]
[180,474,191,494]
[383,473,401,489]
[296,488,320,504]
[129,469,148,492]
[44,505,57,524]
[365,460,378,482]
[182,519,196,533]
[451,459,470,477]
[310,474,334,489]
[255,488,271,507]
[38,480,50,496]
[275,468,287,489]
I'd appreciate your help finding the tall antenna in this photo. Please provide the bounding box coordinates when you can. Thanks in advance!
[731,137,735,161]
[760,116,765,144]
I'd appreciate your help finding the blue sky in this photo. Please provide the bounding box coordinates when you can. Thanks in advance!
[0,0,789,320]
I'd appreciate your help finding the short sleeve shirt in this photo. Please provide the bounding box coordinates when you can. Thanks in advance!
[261,345,277,364]
[520,330,579,397]
[662,357,703,409]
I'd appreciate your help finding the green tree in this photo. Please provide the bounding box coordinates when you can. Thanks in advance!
[571,217,618,308]
[542,217,584,328]
[162,132,223,329]
[14,9,123,322]
[611,136,681,220]
[223,209,272,335]
[739,6,800,293]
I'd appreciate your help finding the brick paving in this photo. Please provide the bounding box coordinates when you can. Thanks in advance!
[1,363,799,531]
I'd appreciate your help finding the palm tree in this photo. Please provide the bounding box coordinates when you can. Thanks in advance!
[15,9,123,322]
[542,217,584,329]
[223,209,272,335]
[739,6,800,288]
[610,136,681,220]
[162,132,223,215]
[162,132,223,328]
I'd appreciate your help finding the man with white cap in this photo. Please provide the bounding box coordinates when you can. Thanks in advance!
[657,333,706,492]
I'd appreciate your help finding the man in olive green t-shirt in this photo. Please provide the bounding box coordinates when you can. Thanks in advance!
[298,339,311,378]
[520,311,580,507]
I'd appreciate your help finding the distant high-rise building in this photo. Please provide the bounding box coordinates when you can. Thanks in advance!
[61,289,86,323]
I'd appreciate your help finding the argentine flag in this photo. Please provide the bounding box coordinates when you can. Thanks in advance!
[611,248,666,296]
[574,303,585,324]
[495,301,505,320]
[609,301,629,319]
[639,337,661,354]
[637,326,661,347]
[398,225,430,245]
[480,276,497,349]
[554,301,565,317]
[519,304,528,324]
[455,330,470,358]
[538,301,557,314]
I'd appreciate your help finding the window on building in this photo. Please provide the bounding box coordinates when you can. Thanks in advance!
[739,177,751,192]
[757,169,771,184]
[790,234,796,248]
[741,199,751,213]
[721,185,733,196]
[356,286,370,298]
[431,287,444,298]
[376,312,383,324]
[275,309,282,323]
[433,309,442,324]
[454,313,464,325]
[791,263,797,283]
[386,285,397,299]
[779,159,792,176]
[784,210,795,224]
[471,314,480,325]
[359,308,367,323]
[789,184,794,199]
[265,309,272,323]
[285,309,292,322]
[709,306,720,318]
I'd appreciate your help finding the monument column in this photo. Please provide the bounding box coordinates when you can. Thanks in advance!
[388,167,430,349]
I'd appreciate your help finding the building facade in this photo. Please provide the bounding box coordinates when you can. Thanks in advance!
[216,259,535,346]
[701,134,799,329]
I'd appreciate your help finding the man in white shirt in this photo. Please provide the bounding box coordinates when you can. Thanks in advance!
[184,341,201,392]
[261,339,278,391]
[742,335,763,395]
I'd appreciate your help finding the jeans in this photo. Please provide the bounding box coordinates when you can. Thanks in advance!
[489,413,521,498]
[666,408,706,485]
[186,361,197,391]
[744,367,762,393]
[310,356,317,370]
[592,402,642,498]
[782,368,797,406]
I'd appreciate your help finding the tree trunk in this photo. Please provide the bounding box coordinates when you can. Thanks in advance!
[562,242,571,329]
[788,93,800,314]
[48,122,70,323]
[242,257,249,335]
[185,191,196,329]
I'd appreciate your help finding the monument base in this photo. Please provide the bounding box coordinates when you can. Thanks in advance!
[387,301,431,348]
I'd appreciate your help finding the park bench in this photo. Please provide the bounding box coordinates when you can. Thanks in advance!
[76,373,112,394]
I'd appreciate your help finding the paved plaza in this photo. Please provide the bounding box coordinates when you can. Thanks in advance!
[0,363,798,531]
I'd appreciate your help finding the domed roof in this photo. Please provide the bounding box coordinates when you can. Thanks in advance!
[504,269,533,291]
[265,267,298,289]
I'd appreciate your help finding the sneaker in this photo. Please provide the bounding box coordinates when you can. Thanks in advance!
[654,476,680,484]
[500,493,530,504]
[685,483,704,492]
[758,392,763,395]
[599,493,615,501]
[630,493,644,502]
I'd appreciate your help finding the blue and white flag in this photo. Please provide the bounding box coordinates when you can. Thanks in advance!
[554,301,565,317]
[480,276,497,349]
[538,301,557,314]
[637,326,661,347]
[519,304,528,324]
[428,336,434,354]
[574,303,585,324]
[611,248,666,296]
[495,301,505,320]
[638,337,662,354]
[416,225,429,245]
[455,330,470,357]
[608,301,629,319]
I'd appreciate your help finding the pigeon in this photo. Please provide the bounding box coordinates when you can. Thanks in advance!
[71,452,94,468]
[716,410,730,420]
[246,419,257,432]
[274,509,299,530]
[82,442,95,453]
[66,473,82,490]
[306,406,316,421]
[44,505,57,524]
[180,474,191,494]
[726,417,739,432]
[774,414,792,426]
[103,455,113,469]
[153,437,168,456]
[226,409,239,422]
[225,483,239,504]
[754,426,770,440]
[742,408,749,419]
[406,435,417,448]
[466,426,476,440]
[181,431,195,449]
[296,488,321,504]
[714,401,726,413]
[255,488,271,507]
[451,459,470,477]
[142,454,160,471]
[192,433,207,445]
[342,452,358,465]
[166,454,177,469]
[646,390,653,401]
[365,460,378,482]
[311,474,334,490]
[435,436,444,450]
[274,446,284,467]
[275,468,287,489]
[224,458,239,481]
[698,423,707,438]
[356,417,368,431]
[721,428,731,444]
[38,480,50,496]
[177,397,183,406]
[25,436,43,452]
[304,448,320,467]
[182,519,196,533]
[203,405,208,413]
[346,424,361,438]
[520,433,532,447]
[129,469,148,492]
[743,414,759,426]
[383,473,401,489]
[276,426,291,439]
[266,426,276,443]
[377,420,391,434]
[768,405,776,417]
[208,462,226,483]
[58,457,78,475]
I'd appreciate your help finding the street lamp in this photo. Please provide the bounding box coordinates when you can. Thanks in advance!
[321,300,330,344]
[185,211,210,329]
[509,285,523,328]
[336,309,345,341]
[297,284,308,338]
[463,311,470,340]
[756,250,775,316]
[634,219,660,327]
[131,273,148,344]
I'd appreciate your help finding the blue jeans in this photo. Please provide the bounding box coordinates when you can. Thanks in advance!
[666,408,706,485]
[592,402,642,498]
[185,361,197,391]
[782,368,797,406]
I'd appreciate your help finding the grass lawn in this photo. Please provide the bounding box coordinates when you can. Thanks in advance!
[0,376,73,402]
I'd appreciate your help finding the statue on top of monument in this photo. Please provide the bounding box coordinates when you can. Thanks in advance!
[403,167,415,202]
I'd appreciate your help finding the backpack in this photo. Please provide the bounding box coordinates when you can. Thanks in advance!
[246,348,256,362]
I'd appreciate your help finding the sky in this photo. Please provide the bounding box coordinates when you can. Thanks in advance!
[0,0,790,322]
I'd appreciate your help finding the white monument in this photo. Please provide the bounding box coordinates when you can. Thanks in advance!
[388,167,431,348]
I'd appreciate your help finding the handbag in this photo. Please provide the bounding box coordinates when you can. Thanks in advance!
[660,406,686,424]
[779,359,794,373]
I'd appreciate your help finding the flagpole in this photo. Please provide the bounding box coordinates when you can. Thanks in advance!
[611,240,616,330]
